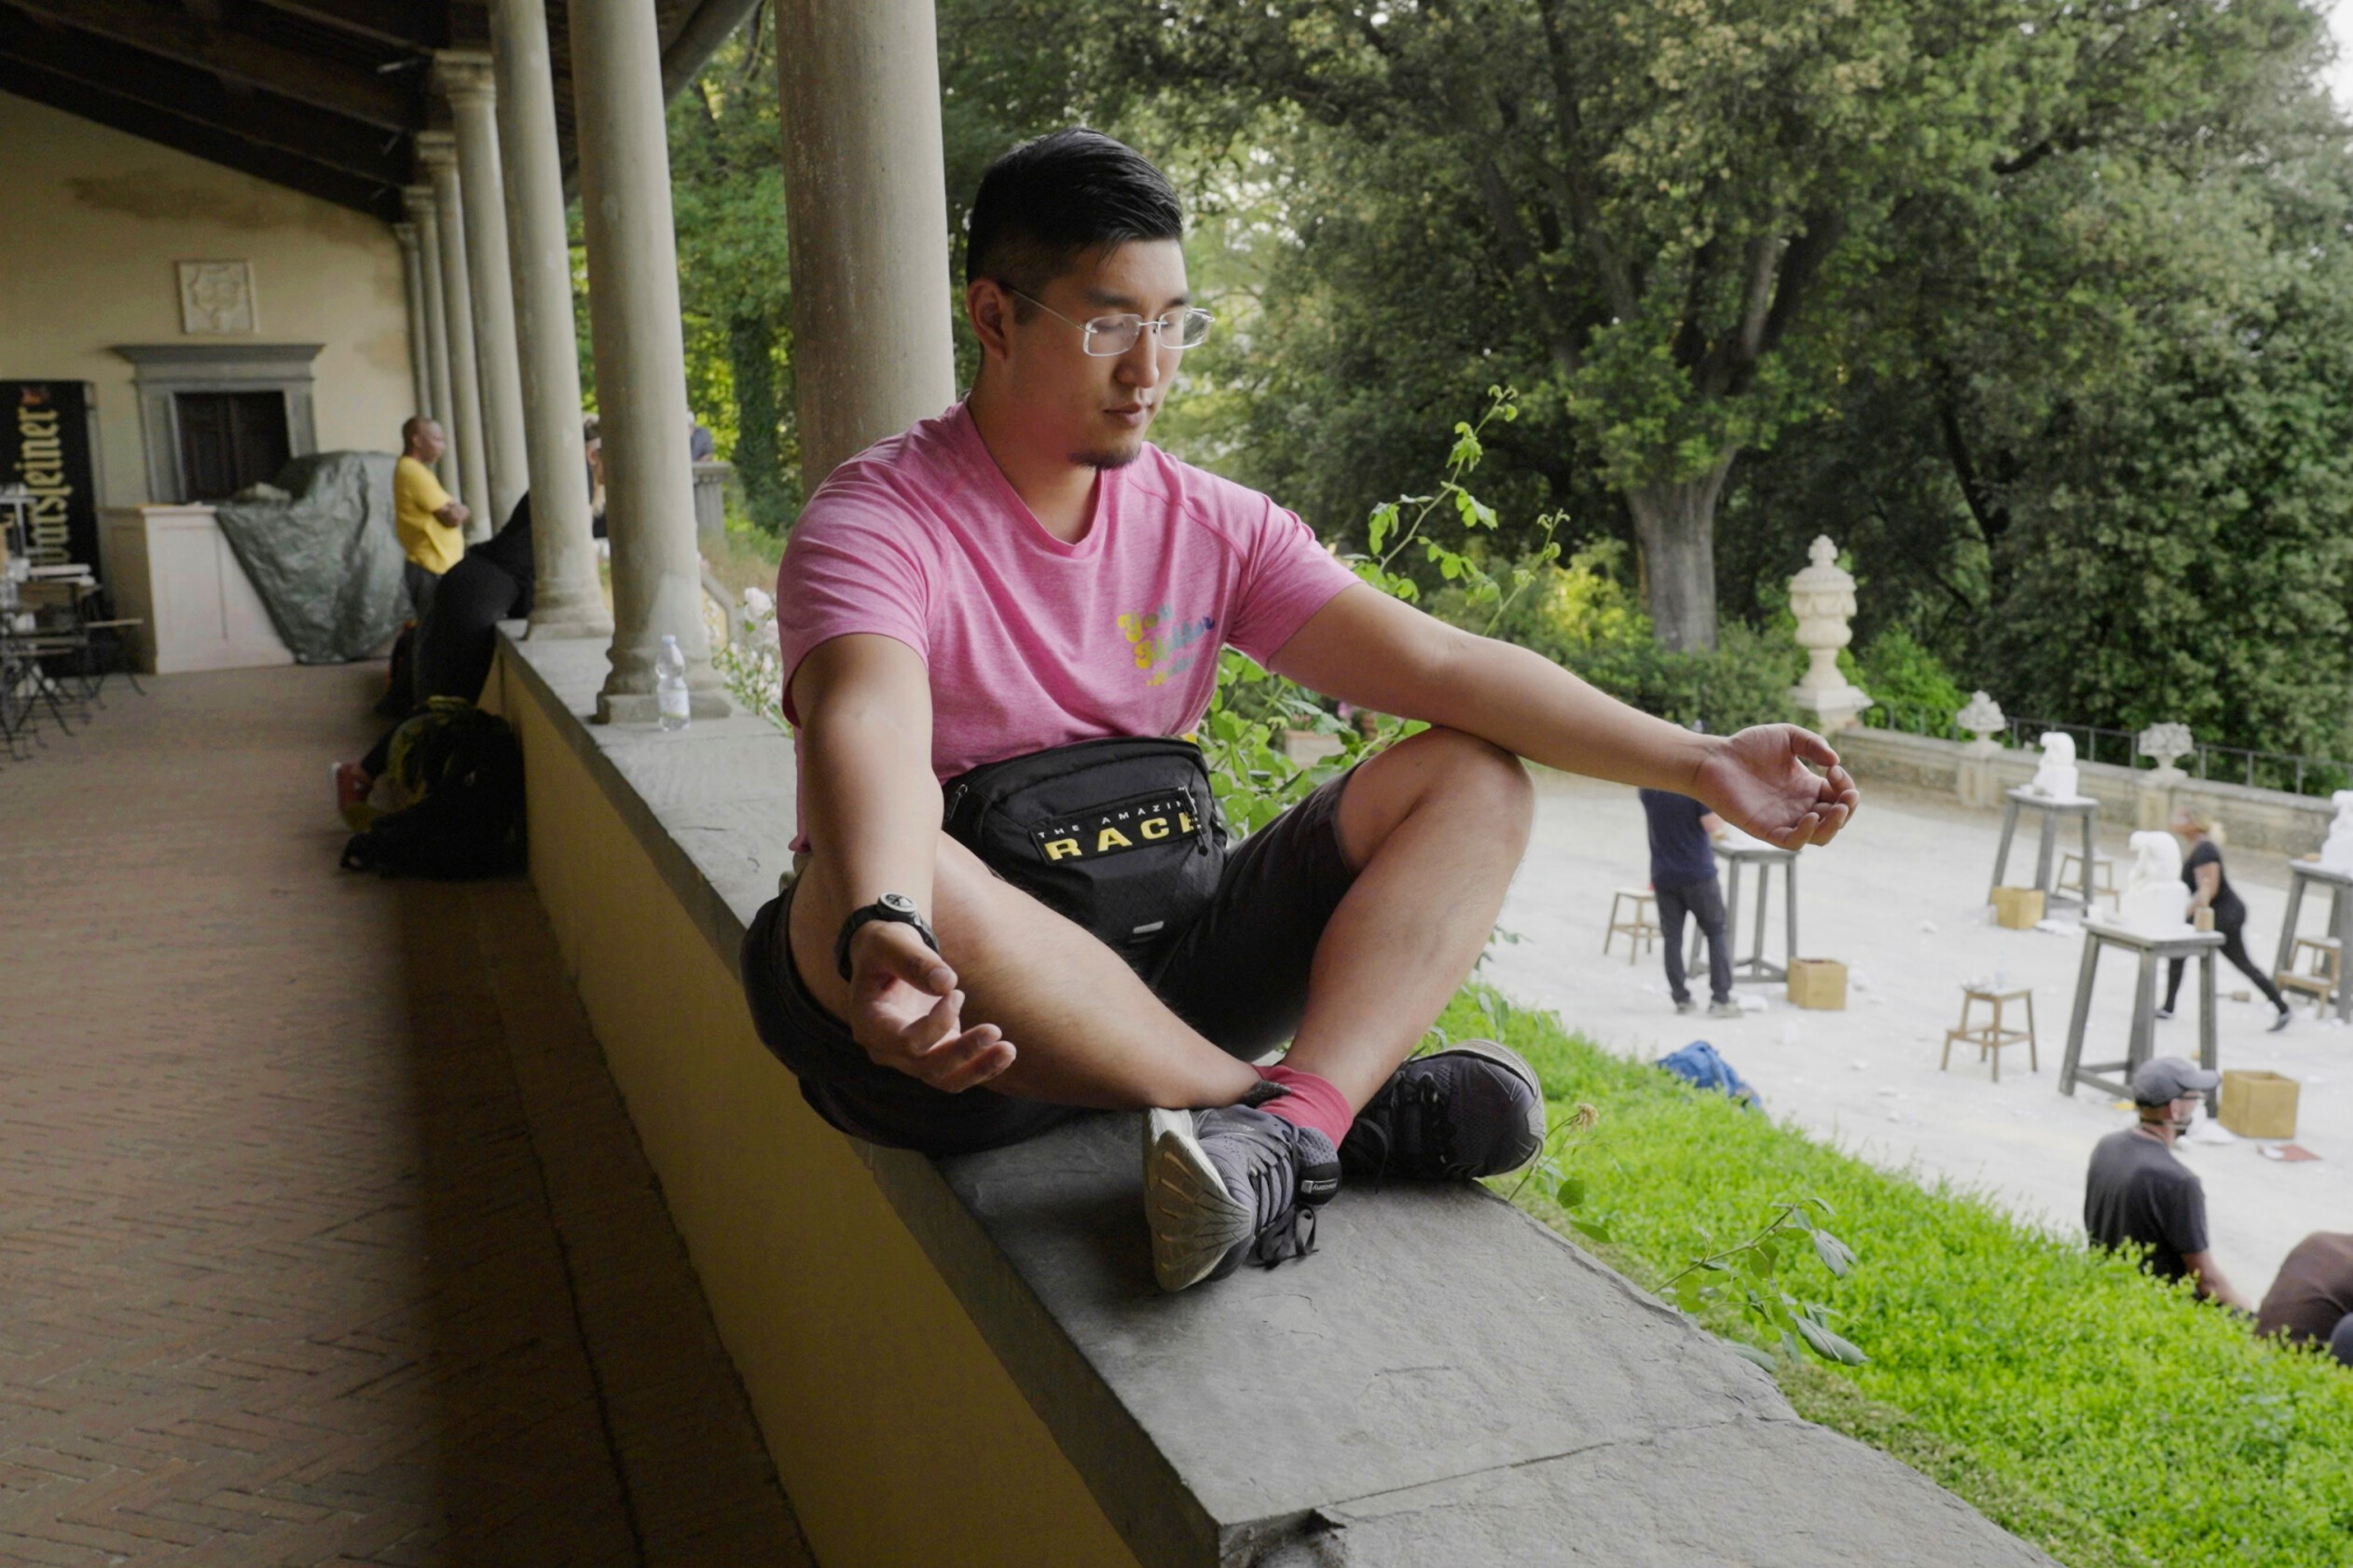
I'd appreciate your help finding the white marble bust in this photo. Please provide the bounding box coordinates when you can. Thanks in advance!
[2321,791,2353,874]
[2029,731,2080,802]
[2118,830,2190,934]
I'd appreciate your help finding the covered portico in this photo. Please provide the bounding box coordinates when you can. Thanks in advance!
[0,0,951,722]
[2,7,2064,1567]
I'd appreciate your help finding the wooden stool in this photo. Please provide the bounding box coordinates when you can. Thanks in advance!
[1604,887,1658,964]
[2277,935,2341,1015]
[1943,986,2038,1082]
[2058,849,2119,912]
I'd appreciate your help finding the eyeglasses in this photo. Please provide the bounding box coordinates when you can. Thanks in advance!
[1001,285,1215,356]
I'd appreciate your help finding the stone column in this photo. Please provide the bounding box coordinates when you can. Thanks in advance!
[570,0,723,720]
[392,221,433,420]
[773,0,957,488]
[417,132,492,541]
[436,51,531,536]
[488,0,610,638]
[1786,535,1873,733]
[402,185,460,494]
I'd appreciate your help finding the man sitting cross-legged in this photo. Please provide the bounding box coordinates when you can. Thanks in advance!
[740,130,1859,1293]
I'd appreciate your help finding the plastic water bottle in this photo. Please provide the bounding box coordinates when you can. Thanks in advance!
[654,634,690,732]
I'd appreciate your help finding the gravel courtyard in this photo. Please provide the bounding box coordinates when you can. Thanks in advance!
[1485,766,2351,1299]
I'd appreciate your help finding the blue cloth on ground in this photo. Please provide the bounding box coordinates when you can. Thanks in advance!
[1656,1040,1759,1109]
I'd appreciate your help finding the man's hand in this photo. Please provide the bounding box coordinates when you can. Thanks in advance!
[845,919,1015,1093]
[1692,725,1860,849]
[437,500,470,529]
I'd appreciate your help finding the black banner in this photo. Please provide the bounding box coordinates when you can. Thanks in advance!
[1,381,98,572]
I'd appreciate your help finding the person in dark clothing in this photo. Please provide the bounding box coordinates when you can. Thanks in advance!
[2256,1231,2353,1364]
[2084,1056,2251,1309]
[2158,807,2290,1030]
[1638,784,1737,1018]
[340,497,541,802]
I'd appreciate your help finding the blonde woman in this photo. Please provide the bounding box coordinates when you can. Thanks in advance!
[2159,806,2290,1030]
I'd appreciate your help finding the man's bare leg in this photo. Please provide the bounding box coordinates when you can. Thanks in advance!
[1285,725,1534,1108]
[787,836,1261,1110]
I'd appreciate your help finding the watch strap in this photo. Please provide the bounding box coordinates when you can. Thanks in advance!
[833,896,939,982]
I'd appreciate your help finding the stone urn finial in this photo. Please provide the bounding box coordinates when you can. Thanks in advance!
[2137,722,2195,776]
[1786,535,1872,732]
[1956,691,2005,747]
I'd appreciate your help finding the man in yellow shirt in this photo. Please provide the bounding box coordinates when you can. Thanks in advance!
[393,416,469,622]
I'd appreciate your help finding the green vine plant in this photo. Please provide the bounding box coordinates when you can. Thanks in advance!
[1197,385,1562,835]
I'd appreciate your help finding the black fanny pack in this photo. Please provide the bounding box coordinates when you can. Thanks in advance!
[943,736,1226,952]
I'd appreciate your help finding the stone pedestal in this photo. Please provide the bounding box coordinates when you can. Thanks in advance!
[2135,765,2186,830]
[1786,536,1872,733]
[1953,691,2006,809]
[2134,723,2195,831]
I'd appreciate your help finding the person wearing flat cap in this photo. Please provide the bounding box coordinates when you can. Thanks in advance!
[2083,1057,2250,1310]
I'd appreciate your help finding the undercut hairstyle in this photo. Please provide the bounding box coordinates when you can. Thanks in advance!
[400,415,431,447]
[966,129,1185,313]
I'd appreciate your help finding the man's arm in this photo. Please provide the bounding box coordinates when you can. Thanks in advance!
[434,499,470,529]
[2180,1249,2252,1312]
[788,633,1011,1091]
[1273,585,1857,847]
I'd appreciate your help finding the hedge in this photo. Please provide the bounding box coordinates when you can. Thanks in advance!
[1438,985,2353,1568]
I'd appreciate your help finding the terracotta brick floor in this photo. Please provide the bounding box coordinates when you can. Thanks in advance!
[0,667,814,1566]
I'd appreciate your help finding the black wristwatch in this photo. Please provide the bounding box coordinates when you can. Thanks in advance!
[834,892,940,981]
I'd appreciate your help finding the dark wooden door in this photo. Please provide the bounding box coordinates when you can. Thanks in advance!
[175,392,291,502]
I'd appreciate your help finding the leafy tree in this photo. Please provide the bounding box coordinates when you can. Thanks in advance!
[665,12,798,532]
[1070,0,2321,651]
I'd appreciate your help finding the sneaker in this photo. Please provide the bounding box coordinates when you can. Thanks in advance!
[2153,1007,2175,1022]
[1706,1000,1743,1019]
[1339,1040,1545,1184]
[1673,998,1697,1015]
[1144,1105,1338,1292]
[2270,1007,2292,1034]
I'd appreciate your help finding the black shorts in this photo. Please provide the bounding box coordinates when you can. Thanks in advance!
[739,769,1360,1156]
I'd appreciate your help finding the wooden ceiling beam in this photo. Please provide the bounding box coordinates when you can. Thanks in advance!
[237,0,446,51]
[0,0,418,130]
[0,9,407,185]
[0,56,398,220]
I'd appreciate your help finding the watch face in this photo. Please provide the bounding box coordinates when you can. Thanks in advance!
[879,892,916,915]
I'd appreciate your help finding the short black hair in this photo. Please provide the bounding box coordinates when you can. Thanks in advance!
[400,414,433,447]
[966,129,1184,304]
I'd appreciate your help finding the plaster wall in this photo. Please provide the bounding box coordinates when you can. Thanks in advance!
[0,91,415,508]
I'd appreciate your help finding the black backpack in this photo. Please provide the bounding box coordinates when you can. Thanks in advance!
[339,701,525,880]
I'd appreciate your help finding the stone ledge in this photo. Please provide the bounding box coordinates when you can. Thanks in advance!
[497,628,2055,1568]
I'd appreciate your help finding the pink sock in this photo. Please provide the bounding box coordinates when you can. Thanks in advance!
[1253,1064,1355,1147]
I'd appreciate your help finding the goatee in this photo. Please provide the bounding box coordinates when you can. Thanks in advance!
[1072,441,1147,472]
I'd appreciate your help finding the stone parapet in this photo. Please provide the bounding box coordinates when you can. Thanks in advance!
[1837,728,2335,856]
[494,628,2056,1568]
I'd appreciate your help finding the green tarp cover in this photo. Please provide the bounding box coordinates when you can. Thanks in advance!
[211,451,408,665]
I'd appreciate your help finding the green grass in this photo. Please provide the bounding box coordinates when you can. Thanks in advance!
[1440,983,2353,1568]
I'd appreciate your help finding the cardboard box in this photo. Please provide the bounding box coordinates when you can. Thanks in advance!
[1991,886,2046,929]
[1787,957,1848,1011]
[2219,1070,2298,1140]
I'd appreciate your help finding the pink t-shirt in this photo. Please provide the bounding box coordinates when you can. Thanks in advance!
[775,401,1356,820]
